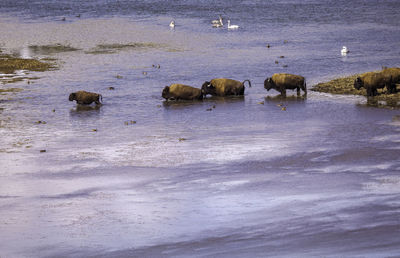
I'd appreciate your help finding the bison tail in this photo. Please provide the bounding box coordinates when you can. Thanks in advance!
[303,81,307,94]
[243,79,252,88]
[100,94,103,103]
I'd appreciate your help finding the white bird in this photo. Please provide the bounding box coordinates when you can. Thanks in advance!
[341,46,349,56]
[212,15,223,26]
[169,20,175,28]
[212,23,223,28]
[227,20,239,29]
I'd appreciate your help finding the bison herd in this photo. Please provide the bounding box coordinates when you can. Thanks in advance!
[69,68,400,105]
[160,74,305,101]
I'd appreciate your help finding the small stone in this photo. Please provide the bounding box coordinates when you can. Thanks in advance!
[40,149,46,153]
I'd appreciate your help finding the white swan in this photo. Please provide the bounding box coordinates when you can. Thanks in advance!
[341,46,349,56]
[212,15,223,26]
[169,20,175,28]
[212,23,223,28]
[227,20,239,29]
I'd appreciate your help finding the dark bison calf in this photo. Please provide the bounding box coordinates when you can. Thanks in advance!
[201,78,251,97]
[162,84,203,101]
[69,91,103,105]
[354,72,395,96]
[264,73,306,96]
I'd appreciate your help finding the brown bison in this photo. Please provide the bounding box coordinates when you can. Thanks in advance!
[380,67,400,93]
[162,84,203,101]
[69,91,102,105]
[354,71,395,96]
[201,78,251,97]
[264,73,306,96]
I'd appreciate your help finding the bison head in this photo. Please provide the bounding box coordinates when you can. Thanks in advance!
[264,78,274,91]
[201,81,216,96]
[162,86,171,99]
[69,93,77,101]
[353,77,363,90]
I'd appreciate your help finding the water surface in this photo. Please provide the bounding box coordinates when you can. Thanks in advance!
[0,1,400,257]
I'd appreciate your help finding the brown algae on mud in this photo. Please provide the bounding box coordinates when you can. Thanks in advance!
[28,44,81,55]
[85,42,174,54]
[312,73,400,108]
[312,74,362,95]
[0,50,56,86]
[0,53,54,74]
[0,88,23,94]
[0,55,54,74]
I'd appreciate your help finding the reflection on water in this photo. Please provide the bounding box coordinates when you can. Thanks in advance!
[69,104,102,117]
[365,97,400,109]
[264,94,307,102]
[162,99,204,109]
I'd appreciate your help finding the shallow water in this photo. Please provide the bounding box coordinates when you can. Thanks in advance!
[1,1,400,257]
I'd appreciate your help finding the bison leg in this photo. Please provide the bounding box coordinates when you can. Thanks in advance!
[296,87,301,95]
[367,88,378,97]
[388,83,397,94]
[302,83,307,95]
[368,88,374,97]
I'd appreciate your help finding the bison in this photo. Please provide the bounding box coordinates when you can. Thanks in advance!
[201,78,251,97]
[162,84,203,101]
[380,67,400,93]
[354,71,395,96]
[264,73,306,96]
[69,91,102,105]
